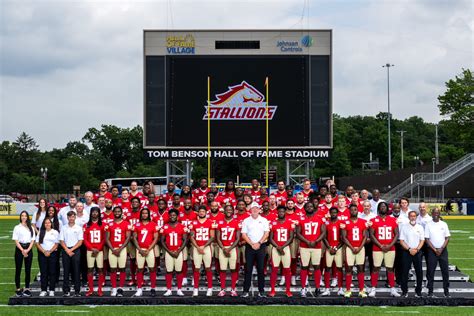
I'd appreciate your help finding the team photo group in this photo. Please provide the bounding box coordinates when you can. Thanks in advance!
[12,178,451,300]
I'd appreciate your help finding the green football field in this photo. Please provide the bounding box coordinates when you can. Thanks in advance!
[1,218,473,315]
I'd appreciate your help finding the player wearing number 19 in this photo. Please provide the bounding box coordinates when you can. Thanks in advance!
[132,208,159,297]
[83,207,106,297]
[296,202,326,297]
[269,205,295,297]
[104,206,132,297]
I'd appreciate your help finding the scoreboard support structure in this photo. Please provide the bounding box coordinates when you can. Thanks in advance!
[286,160,312,185]
[166,160,192,186]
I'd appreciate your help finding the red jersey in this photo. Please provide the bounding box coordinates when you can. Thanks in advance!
[83,222,106,251]
[233,211,250,223]
[111,197,121,207]
[315,206,330,219]
[337,208,350,221]
[94,191,112,203]
[343,218,367,248]
[125,209,141,226]
[285,211,301,226]
[325,219,343,248]
[270,219,294,247]
[301,189,313,203]
[154,210,170,228]
[295,203,306,214]
[116,200,131,215]
[274,191,288,206]
[190,219,214,247]
[161,192,177,208]
[350,200,364,213]
[318,203,332,214]
[147,203,159,213]
[161,223,187,251]
[246,189,261,201]
[260,211,277,222]
[178,209,197,227]
[130,191,144,200]
[298,215,324,249]
[216,191,236,205]
[193,188,210,205]
[101,210,115,226]
[133,221,158,248]
[216,219,241,247]
[370,216,398,251]
[207,211,225,225]
[105,220,131,248]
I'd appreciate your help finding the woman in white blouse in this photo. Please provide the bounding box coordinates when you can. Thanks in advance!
[36,218,60,296]
[32,198,48,234]
[12,211,36,297]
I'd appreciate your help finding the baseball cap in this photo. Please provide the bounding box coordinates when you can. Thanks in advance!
[250,202,261,209]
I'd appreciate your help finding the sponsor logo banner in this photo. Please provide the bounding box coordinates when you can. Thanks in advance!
[166,34,195,54]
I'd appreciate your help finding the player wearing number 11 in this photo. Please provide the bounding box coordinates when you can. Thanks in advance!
[83,207,106,297]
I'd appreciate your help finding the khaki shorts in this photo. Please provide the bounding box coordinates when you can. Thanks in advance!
[192,245,213,269]
[108,248,127,269]
[218,246,238,270]
[127,243,136,259]
[165,250,184,272]
[373,250,395,268]
[183,246,189,261]
[136,248,156,269]
[271,245,291,268]
[290,239,299,259]
[86,250,104,269]
[325,248,343,268]
[300,247,322,267]
[346,246,365,266]
[154,244,161,257]
[213,243,219,258]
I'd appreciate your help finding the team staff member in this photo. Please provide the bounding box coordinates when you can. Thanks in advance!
[12,211,36,297]
[59,211,83,297]
[241,202,270,298]
[399,210,425,297]
[83,207,106,297]
[268,205,294,297]
[132,208,159,297]
[36,218,59,297]
[32,199,48,234]
[216,205,241,297]
[425,209,451,298]
[105,206,131,297]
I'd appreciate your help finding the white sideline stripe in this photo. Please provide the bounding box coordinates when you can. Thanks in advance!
[56,311,90,313]
[384,312,420,314]
[0,282,14,284]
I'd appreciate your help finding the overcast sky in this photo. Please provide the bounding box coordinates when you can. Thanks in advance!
[1,0,472,150]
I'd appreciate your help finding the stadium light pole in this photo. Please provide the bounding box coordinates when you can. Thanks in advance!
[397,130,406,169]
[40,167,48,196]
[383,63,394,171]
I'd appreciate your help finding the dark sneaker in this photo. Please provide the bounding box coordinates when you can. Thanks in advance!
[241,292,250,298]
[427,292,437,298]
[314,288,321,297]
[22,289,31,297]
[150,289,156,297]
[63,292,71,297]
[15,290,23,297]
[415,292,422,298]
[117,288,124,297]
[401,292,408,298]
[444,292,451,298]
[258,292,267,298]
[74,292,81,297]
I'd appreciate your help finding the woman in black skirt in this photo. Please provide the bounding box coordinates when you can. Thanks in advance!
[12,211,36,297]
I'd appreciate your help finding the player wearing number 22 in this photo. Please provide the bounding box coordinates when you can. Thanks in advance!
[83,207,106,297]
[368,201,400,298]
[104,206,132,297]
[160,208,188,297]
[189,206,216,297]
[269,205,295,297]
[296,202,326,297]
[342,204,368,298]
[132,208,159,297]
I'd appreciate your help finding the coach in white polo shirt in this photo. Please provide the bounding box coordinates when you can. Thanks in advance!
[59,211,83,297]
[399,210,424,297]
[425,208,451,298]
[241,202,270,297]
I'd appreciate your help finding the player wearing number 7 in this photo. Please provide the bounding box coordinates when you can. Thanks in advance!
[368,202,400,297]
[341,204,368,298]
[104,206,132,297]
[296,202,326,297]
[83,207,106,297]
[132,208,159,297]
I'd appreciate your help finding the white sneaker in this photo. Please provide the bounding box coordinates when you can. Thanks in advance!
[192,288,199,297]
[320,279,325,287]
[300,287,307,298]
[337,288,345,296]
[368,287,376,298]
[321,288,331,296]
[49,291,55,297]
[176,289,184,296]
[252,267,257,275]
[182,278,188,286]
[206,288,213,297]
[291,276,296,286]
[331,278,337,288]
[134,288,143,297]
[39,291,47,297]
[279,277,286,286]
[111,288,117,297]
[163,289,172,296]
[391,287,401,297]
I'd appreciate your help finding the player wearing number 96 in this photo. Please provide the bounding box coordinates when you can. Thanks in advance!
[83,207,106,297]
[296,202,326,297]
[104,206,131,297]
[160,208,188,297]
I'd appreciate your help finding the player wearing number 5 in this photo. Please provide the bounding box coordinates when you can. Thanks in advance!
[189,206,216,297]
[269,205,295,297]
[296,202,326,297]
[104,206,131,297]
[132,208,159,297]
[342,204,368,298]
[83,207,106,297]
[160,208,188,296]
[368,202,400,298]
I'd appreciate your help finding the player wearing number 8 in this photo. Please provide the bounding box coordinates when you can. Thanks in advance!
[132,208,159,297]
[368,202,400,298]
[104,206,131,297]
[296,202,326,297]
[83,207,106,297]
